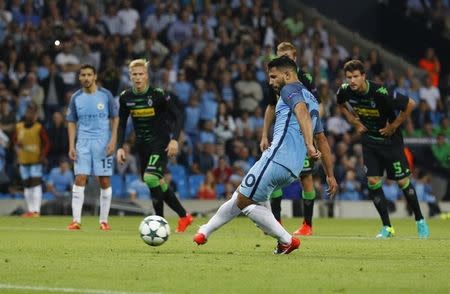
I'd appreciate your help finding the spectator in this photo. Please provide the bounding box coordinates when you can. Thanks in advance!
[214,102,236,143]
[419,75,443,124]
[197,170,216,200]
[418,48,440,86]
[234,68,263,113]
[414,171,441,217]
[46,158,74,198]
[54,39,80,91]
[46,111,68,169]
[431,133,450,169]
[117,0,140,36]
[338,170,362,201]
[41,63,65,119]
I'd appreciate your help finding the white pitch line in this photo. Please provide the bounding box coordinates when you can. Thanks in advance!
[0,283,161,294]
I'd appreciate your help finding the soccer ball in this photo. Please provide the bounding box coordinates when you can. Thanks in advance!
[139,215,170,246]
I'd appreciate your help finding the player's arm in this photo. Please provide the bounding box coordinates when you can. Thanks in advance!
[336,85,367,134]
[116,92,131,164]
[66,95,78,161]
[314,131,338,197]
[379,92,415,137]
[260,104,275,151]
[294,102,320,159]
[164,92,182,157]
[106,91,119,156]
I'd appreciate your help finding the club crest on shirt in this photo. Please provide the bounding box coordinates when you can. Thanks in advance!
[371,101,376,108]
[97,103,105,110]
[147,98,153,106]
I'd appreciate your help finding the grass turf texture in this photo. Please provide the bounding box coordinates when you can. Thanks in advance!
[1,216,449,294]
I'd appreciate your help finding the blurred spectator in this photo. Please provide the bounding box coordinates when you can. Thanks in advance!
[433,117,449,136]
[46,158,73,198]
[46,111,68,169]
[366,49,384,78]
[326,106,352,136]
[117,0,140,36]
[143,3,172,34]
[418,48,440,86]
[431,133,450,169]
[101,4,121,35]
[55,39,80,91]
[0,96,15,137]
[411,99,433,129]
[214,102,236,143]
[212,156,232,184]
[167,9,193,46]
[419,75,443,124]
[338,170,363,200]
[234,68,263,113]
[414,170,441,217]
[184,95,201,144]
[171,69,193,105]
[24,73,44,121]
[199,120,216,145]
[197,170,216,199]
[283,11,304,37]
[41,63,65,119]
[383,179,402,212]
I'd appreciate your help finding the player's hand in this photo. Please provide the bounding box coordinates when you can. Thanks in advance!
[68,146,76,161]
[106,141,115,156]
[307,145,321,160]
[260,136,270,152]
[379,122,396,137]
[116,148,126,165]
[165,139,179,157]
[355,121,368,135]
[325,176,338,198]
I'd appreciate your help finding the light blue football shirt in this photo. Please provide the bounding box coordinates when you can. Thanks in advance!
[66,87,118,140]
[263,82,320,176]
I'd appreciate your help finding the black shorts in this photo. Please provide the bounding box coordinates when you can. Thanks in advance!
[362,141,410,180]
[137,142,168,179]
[299,157,315,177]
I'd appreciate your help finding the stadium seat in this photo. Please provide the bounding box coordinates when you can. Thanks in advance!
[125,173,139,185]
[168,164,187,179]
[111,174,125,198]
[215,183,225,198]
[42,192,55,200]
[188,175,205,199]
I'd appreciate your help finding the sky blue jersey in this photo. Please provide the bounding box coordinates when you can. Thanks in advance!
[66,87,118,140]
[263,82,320,176]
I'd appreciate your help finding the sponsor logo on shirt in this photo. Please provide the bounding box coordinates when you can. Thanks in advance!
[353,107,380,117]
[130,108,155,117]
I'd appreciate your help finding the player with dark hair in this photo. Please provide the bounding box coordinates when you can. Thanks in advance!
[337,59,429,238]
[194,56,321,254]
[66,64,118,230]
[116,59,193,233]
[261,42,337,235]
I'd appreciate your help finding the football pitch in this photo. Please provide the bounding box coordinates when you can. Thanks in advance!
[1,216,449,294]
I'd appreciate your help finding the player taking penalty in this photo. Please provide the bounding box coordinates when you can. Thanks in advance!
[116,59,193,233]
[194,56,321,254]
[262,42,337,235]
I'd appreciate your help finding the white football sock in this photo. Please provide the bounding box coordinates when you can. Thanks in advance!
[241,204,291,244]
[198,191,241,238]
[32,185,42,213]
[71,185,85,223]
[99,187,112,223]
[23,187,32,212]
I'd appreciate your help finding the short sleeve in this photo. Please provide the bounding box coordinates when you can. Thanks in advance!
[314,118,324,134]
[280,85,305,110]
[105,89,119,118]
[336,84,348,105]
[66,95,78,122]
[392,91,409,111]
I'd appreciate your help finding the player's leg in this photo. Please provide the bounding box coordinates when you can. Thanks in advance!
[236,159,300,254]
[363,144,393,237]
[19,165,34,217]
[159,178,193,232]
[293,173,315,236]
[386,148,428,238]
[92,138,114,230]
[29,164,43,216]
[269,189,283,222]
[194,190,242,245]
[68,139,90,229]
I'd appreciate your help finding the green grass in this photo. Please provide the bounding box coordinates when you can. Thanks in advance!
[0,216,449,294]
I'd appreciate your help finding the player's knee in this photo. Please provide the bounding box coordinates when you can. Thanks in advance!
[98,176,110,189]
[302,190,316,200]
[75,175,88,186]
[397,177,410,189]
[143,173,161,188]
[367,178,382,190]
